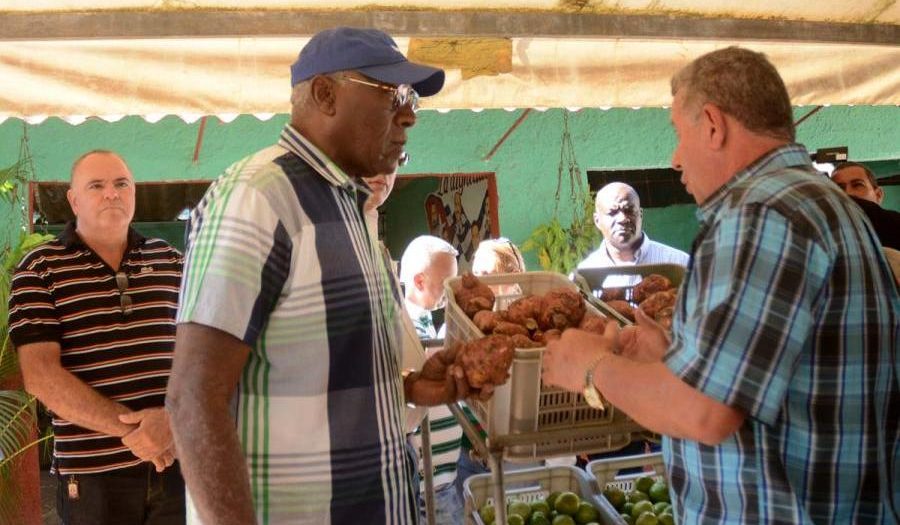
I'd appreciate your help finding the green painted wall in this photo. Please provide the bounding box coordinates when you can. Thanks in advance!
[382,177,439,259]
[2,105,898,268]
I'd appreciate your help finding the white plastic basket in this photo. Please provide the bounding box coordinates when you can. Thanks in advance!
[463,465,623,525]
[572,263,686,305]
[444,271,644,461]
[587,452,667,494]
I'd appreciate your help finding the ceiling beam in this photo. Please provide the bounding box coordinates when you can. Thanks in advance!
[1,9,897,45]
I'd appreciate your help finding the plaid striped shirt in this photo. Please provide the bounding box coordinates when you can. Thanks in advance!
[663,144,900,524]
[177,125,415,525]
[8,223,182,474]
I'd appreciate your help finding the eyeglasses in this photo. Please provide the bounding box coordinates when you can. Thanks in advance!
[341,76,420,112]
[115,272,133,316]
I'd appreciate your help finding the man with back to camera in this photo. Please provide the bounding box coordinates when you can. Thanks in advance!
[577,182,688,288]
[165,27,488,525]
[543,47,899,524]
[830,161,900,250]
[8,150,184,524]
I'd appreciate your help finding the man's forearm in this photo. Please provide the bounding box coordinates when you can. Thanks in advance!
[167,322,256,523]
[29,366,135,437]
[168,397,257,525]
[596,357,744,445]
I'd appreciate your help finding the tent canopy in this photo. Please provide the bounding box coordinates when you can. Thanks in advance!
[1,2,897,120]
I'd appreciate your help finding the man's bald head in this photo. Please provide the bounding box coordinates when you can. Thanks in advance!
[70,150,129,184]
[593,182,644,252]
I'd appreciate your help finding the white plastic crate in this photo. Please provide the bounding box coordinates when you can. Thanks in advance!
[587,452,667,494]
[444,271,645,461]
[573,263,686,305]
[463,465,623,525]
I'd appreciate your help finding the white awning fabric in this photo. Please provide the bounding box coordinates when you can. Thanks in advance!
[1,36,897,123]
[3,1,898,24]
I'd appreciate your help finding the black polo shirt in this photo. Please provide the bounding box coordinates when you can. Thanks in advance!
[8,222,182,474]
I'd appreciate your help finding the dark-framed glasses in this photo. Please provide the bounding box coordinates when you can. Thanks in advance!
[341,76,420,112]
[115,271,133,316]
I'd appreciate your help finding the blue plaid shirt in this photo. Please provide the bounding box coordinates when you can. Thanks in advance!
[663,144,900,524]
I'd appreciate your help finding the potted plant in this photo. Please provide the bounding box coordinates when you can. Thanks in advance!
[0,134,54,524]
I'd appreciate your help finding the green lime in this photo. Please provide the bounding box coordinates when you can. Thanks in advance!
[634,476,656,494]
[635,511,659,525]
[627,491,650,504]
[602,486,626,511]
[551,515,576,525]
[621,514,635,525]
[529,511,551,525]
[649,482,670,504]
[622,502,635,516]
[546,492,562,511]
[479,503,496,524]
[631,500,654,520]
[554,492,581,516]
[507,515,525,525]
[658,513,675,525]
[531,501,551,516]
[573,502,599,524]
[509,501,532,521]
[652,502,670,515]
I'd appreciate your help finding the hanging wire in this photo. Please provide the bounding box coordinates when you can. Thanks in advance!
[554,110,584,218]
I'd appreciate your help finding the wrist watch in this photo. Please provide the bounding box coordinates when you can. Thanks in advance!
[401,368,417,408]
[582,355,608,411]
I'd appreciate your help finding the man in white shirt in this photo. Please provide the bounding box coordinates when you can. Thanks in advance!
[400,236,459,339]
[399,235,465,525]
[578,182,688,287]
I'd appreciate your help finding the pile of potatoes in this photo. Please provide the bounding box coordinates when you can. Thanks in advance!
[599,274,678,330]
[451,272,611,350]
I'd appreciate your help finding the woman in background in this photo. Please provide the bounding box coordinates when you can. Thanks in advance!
[470,238,526,296]
[455,237,529,500]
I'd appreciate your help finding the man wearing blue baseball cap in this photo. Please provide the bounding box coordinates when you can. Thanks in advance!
[168,27,471,525]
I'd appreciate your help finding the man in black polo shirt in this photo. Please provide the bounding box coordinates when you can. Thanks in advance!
[8,150,184,524]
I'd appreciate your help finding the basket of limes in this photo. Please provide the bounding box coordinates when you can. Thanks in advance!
[463,465,622,525]
[587,453,676,525]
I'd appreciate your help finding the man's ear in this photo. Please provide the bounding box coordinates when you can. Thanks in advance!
[66,188,78,217]
[309,75,338,116]
[700,102,727,150]
[413,272,427,292]
[875,186,885,205]
[593,211,602,230]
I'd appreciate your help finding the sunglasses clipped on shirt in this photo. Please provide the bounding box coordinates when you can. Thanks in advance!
[115,271,133,316]
[341,76,420,113]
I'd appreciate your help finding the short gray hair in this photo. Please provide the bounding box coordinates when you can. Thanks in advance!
[290,72,342,108]
[70,149,128,183]
[399,235,459,285]
[671,46,795,142]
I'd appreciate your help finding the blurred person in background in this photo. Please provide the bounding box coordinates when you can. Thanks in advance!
[400,235,465,524]
[830,161,900,250]
[577,182,688,288]
[471,237,527,296]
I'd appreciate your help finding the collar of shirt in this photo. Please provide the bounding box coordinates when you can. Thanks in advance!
[601,234,650,265]
[404,298,436,338]
[695,143,812,224]
[277,124,374,200]
[59,220,146,251]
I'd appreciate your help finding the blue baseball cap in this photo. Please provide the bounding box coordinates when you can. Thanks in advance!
[290,27,445,97]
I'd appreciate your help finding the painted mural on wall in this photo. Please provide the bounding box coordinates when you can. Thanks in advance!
[425,175,491,272]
